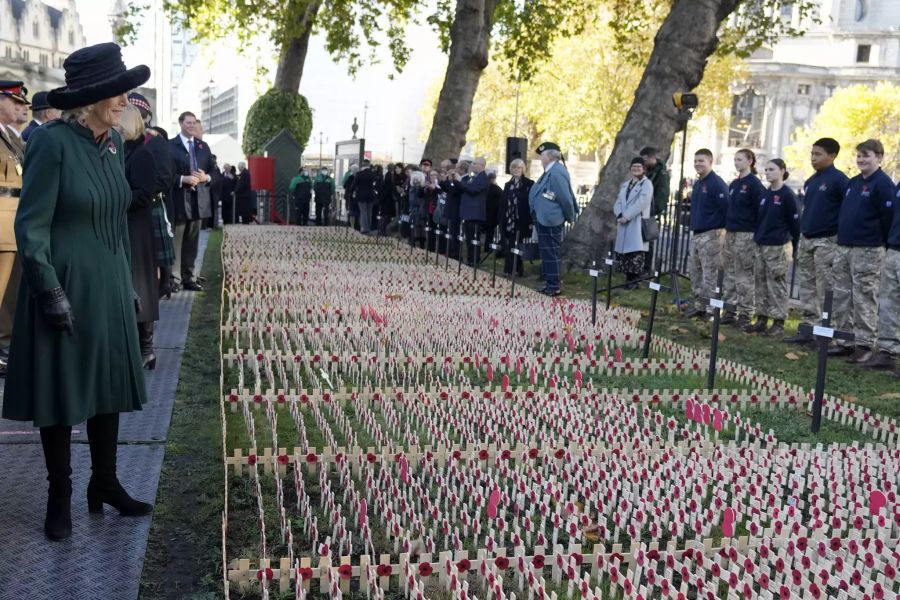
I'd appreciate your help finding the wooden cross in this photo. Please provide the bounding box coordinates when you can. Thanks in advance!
[798,290,855,434]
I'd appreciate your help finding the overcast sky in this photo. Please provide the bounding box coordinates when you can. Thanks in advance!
[72,0,446,161]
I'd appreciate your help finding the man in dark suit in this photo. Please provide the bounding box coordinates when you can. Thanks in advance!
[21,91,61,142]
[458,157,489,265]
[354,159,379,233]
[235,161,254,223]
[169,111,214,291]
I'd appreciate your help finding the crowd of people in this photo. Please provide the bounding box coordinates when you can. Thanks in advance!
[338,143,579,296]
[680,138,899,378]
[0,43,257,541]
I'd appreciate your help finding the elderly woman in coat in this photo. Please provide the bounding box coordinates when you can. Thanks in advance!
[613,157,654,289]
[3,43,153,541]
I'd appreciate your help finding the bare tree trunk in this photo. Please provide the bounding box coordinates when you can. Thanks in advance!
[561,0,741,265]
[273,0,322,92]
[422,0,498,162]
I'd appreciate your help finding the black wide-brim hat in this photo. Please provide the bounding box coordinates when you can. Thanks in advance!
[48,42,150,110]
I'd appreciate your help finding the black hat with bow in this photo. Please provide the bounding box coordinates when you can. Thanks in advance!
[48,43,150,110]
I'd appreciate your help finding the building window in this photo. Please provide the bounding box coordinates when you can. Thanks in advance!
[69,30,74,45]
[33,21,39,38]
[780,3,793,19]
[40,54,48,67]
[23,50,30,62]
[4,46,10,58]
[797,84,811,95]
[857,44,871,63]
[729,89,766,148]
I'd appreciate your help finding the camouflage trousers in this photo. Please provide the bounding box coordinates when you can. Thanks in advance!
[688,229,724,312]
[832,245,885,348]
[797,235,836,321]
[753,243,791,320]
[722,231,756,318]
[876,249,900,355]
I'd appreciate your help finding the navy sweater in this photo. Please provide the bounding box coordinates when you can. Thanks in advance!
[726,173,765,232]
[837,168,894,247]
[888,184,900,247]
[800,165,849,238]
[690,171,729,234]
[754,185,800,246]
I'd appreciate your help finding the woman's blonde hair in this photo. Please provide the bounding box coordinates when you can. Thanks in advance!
[60,104,93,123]
[510,158,526,171]
[118,103,145,142]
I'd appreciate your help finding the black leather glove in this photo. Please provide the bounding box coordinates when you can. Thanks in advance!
[133,289,142,315]
[39,287,75,336]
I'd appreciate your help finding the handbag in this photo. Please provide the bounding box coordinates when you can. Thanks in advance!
[641,217,660,242]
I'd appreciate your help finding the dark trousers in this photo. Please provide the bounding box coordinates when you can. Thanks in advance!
[465,221,483,265]
[502,231,524,276]
[536,223,563,292]
[448,220,461,259]
[294,202,310,226]
[315,202,329,226]
[173,219,201,282]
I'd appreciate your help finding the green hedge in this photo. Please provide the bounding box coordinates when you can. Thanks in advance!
[241,88,313,156]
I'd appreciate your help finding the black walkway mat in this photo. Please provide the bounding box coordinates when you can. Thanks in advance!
[0,231,210,599]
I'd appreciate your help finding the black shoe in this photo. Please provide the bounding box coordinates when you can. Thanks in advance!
[195,276,207,284]
[783,330,815,344]
[847,347,873,365]
[859,351,896,370]
[86,414,153,517]
[40,425,73,541]
[539,288,561,297]
[734,314,751,330]
[827,345,854,357]
[720,311,737,325]
[744,317,768,334]
[181,279,203,292]
[683,308,704,319]
[764,319,785,337]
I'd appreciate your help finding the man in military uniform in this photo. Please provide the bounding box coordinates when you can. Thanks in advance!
[0,81,29,375]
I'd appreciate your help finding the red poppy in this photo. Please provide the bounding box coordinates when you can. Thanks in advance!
[554,448,565,460]
[495,557,510,570]
[277,454,289,465]
[248,454,258,465]
[338,564,353,579]
[256,567,274,581]
[305,453,318,463]
[418,562,433,577]
[376,564,392,577]
[528,448,539,459]
[298,567,314,581]
[532,555,545,569]
[478,449,489,461]
[366,452,377,463]
[456,559,471,573]
[500,450,511,460]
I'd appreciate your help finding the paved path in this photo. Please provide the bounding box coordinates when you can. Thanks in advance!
[0,233,208,600]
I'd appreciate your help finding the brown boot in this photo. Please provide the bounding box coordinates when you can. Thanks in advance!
[858,350,896,370]
[847,346,873,364]
[764,319,785,337]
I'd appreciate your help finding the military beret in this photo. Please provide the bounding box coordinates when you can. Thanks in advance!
[535,141,560,155]
[0,80,29,104]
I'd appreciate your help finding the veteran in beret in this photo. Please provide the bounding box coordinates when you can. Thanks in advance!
[528,142,577,296]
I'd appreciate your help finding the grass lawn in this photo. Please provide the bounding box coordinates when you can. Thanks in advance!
[140,229,225,600]
[516,259,898,444]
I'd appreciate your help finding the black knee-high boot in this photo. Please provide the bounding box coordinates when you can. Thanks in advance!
[86,414,153,516]
[40,425,73,541]
[138,321,156,370]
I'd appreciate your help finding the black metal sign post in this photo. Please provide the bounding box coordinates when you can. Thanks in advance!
[490,240,500,287]
[471,238,479,282]
[457,223,466,277]
[445,231,451,271]
[588,260,600,326]
[641,269,666,359]
[435,226,442,268]
[798,291,855,434]
[509,232,521,299]
[706,269,737,389]
[424,225,431,263]
[377,215,383,243]
[604,252,615,310]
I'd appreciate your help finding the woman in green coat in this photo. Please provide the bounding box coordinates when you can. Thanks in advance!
[2,43,153,541]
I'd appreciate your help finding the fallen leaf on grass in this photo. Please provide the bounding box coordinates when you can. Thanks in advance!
[841,395,859,404]
[879,392,900,399]
[718,333,727,342]
[669,326,689,334]
[784,352,801,361]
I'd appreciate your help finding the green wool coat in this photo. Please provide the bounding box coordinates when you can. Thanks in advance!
[2,120,147,427]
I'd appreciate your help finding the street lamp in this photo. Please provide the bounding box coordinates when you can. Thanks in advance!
[317,131,328,168]
[207,78,215,134]
[401,137,406,164]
